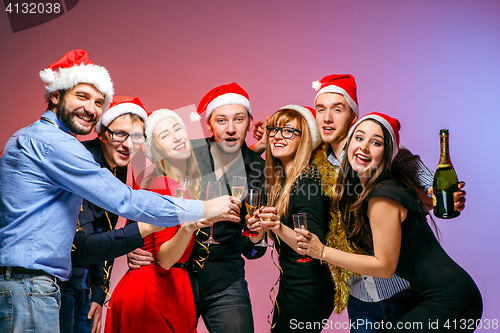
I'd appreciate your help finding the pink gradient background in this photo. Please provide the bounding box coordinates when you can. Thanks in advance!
[1,0,499,331]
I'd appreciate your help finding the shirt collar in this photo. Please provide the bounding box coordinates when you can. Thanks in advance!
[326,144,346,167]
[41,110,71,135]
[205,136,252,165]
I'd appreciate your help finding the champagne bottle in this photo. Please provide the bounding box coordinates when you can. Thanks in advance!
[433,129,460,219]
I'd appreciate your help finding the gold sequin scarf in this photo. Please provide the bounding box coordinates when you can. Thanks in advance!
[312,144,364,313]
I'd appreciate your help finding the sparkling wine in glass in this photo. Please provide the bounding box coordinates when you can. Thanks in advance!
[292,213,312,262]
[203,181,221,245]
[231,176,247,200]
[253,183,272,247]
[176,175,191,198]
[243,189,259,237]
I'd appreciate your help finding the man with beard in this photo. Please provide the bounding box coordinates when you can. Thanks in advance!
[0,50,240,333]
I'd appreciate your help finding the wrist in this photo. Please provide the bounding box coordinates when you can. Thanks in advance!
[181,222,197,234]
[320,244,325,265]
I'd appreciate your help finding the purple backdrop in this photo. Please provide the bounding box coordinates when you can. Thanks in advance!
[1,0,498,331]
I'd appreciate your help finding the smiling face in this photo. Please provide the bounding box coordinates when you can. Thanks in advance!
[347,120,385,184]
[207,104,252,155]
[153,117,192,162]
[52,83,106,136]
[315,92,357,145]
[269,118,301,164]
[98,114,145,169]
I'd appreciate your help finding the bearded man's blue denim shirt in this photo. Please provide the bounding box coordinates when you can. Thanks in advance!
[0,111,203,280]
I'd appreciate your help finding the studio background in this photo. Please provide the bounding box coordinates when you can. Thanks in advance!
[1,0,498,331]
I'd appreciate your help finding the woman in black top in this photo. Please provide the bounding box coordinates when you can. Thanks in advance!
[247,105,335,333]
[296,113,482,332]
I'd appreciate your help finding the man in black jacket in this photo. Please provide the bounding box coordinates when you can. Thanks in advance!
[59,96,149,333]
[129,83,267,333]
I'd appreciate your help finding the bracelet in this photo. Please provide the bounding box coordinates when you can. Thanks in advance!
[320,244,325,265]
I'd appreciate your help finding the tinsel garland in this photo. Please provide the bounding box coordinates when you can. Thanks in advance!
[312,144,365,314]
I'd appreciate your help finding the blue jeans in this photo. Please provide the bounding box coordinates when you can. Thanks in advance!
[59,284,93,333]
[191,276,254,333]
[0,269,61,333]
[348,290,417,333]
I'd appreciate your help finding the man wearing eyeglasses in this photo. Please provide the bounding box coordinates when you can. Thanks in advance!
[59,96,148,333]
[0,50,240,333]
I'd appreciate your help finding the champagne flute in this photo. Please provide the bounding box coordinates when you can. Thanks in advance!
[254,183,272,247]
[203,181,221,245]
[292,213,312,262]
[176,175,191,198]
[231,176,247,199]
[242,189,259,237]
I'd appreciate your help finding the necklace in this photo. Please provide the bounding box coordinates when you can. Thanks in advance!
[40,116,61,130]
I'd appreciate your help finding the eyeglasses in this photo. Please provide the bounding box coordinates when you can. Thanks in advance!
[103,126,146,144]
[266,125,302,139]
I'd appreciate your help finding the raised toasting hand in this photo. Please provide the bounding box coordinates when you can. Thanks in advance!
[202,195,241,223]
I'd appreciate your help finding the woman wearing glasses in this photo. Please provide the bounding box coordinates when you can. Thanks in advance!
[247,105,335,332]
[105,109,211,333]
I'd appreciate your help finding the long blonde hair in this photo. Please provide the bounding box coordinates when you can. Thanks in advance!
[264,108,313,218]
[142,126,202,199]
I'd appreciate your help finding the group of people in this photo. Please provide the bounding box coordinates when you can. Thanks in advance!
[0,49,482,333]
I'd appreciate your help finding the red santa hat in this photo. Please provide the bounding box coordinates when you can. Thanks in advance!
[191,82,251,122]
[348,112,401,160]
[39,49,114,110]
[145,109,187,161]
[278,105,322,150]
[312,74,358,116]
[95,96,148,133]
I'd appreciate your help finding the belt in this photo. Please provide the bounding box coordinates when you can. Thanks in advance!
[0,266,57,281]
[172,262,188,269]
[154,261,188,269]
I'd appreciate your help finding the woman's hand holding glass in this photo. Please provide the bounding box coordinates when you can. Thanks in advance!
[251,207,281,233]
[245,209,265,240]
[294,228,324,261]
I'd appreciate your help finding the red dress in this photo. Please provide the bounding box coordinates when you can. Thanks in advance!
[104,176,197,333]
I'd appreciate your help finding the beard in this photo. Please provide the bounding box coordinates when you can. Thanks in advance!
[57,100,97,135]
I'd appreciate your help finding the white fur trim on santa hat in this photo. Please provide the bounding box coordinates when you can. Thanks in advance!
[145,109,187,161]
[40,63,114,111]
[315,85,358,116]
[279,105,321,150]
[95,102,148,133]
[205,93,251,120]
[347,114,399,160]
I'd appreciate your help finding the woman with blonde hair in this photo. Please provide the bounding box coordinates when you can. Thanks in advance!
[105,109,210,333]
[247,105,335,332]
